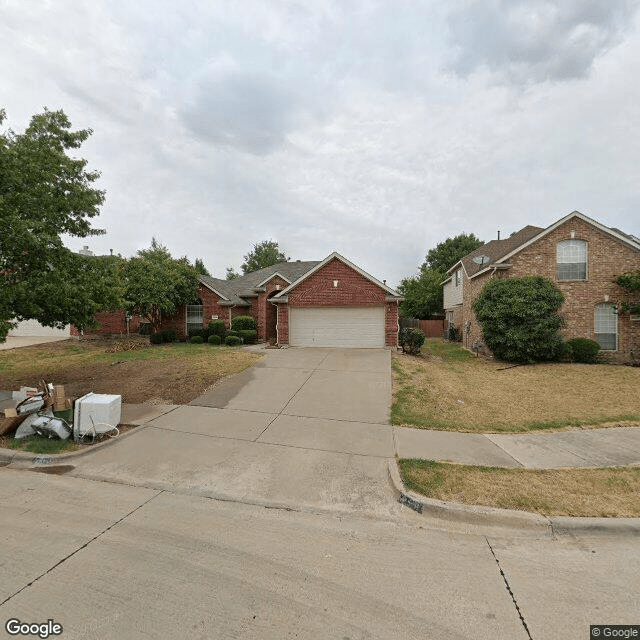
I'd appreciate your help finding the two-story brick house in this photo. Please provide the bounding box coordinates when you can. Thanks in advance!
[443,211,640,360]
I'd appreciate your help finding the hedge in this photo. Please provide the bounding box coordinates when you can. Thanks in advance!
[231,316,257,331]
[225,335,242,346]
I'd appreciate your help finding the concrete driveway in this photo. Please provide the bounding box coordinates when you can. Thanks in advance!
[69,348,403,518]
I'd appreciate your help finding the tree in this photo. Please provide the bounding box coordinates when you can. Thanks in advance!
[193,258,210,276]
[398,269,444,319]
[615,270,640,314]
[123,239,199,333]
[226,266,240,280]
[473,276,565,363]
[240,240,288,274]
[422,233,484,273]
[0,107,114,340]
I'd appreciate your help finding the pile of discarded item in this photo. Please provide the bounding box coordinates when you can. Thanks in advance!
[0,382,122,444]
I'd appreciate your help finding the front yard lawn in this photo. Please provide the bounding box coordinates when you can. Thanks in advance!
[0,339,261,405]
[392,339,640,433]
[399,459,640,517]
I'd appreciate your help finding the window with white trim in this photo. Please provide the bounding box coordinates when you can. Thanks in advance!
[557,240,587,280]
[594,303,617,351]
[454,269,461,287]
[186,301,204,335]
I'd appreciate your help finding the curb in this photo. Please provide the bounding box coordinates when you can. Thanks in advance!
[0,424,147,468]
[387,458,640,537]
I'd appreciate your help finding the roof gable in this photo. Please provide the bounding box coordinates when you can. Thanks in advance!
[273,252,401,298]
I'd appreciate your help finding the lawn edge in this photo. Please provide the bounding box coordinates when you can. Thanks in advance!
[387,458,640,536]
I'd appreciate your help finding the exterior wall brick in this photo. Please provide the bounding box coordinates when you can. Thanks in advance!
[78,310,143,337]
[460,217,640,359]
[279,258,398,346]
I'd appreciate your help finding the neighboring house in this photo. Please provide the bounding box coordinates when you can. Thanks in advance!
[157,252,401,348]
[443,211,640,360]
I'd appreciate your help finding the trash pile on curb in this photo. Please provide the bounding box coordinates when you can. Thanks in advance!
[0,382,122,444]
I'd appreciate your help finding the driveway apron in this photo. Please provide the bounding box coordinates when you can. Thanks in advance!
[70,348,403,519]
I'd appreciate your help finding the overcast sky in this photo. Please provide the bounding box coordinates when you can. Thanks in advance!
[3,0,640,286]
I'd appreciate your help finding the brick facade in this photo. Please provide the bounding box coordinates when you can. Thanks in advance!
[74,310,143,337]
[277,258,399,347]
[459,216,640,360]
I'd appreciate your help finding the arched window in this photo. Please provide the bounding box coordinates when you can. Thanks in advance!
[557,240,587,280]
[594,304,617,351]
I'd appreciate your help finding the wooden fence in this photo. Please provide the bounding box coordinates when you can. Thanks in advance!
[399,317,445,337]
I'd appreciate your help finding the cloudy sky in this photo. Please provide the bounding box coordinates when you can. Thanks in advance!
[3,0,640,286]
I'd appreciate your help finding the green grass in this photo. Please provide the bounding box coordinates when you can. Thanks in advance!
[5,435,83,455]
[398,459,640,517]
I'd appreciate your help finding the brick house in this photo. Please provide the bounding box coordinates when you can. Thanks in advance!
[162,252,402,348]
[443,211,640,360]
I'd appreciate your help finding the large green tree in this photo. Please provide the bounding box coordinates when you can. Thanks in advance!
[422,233,484,273]
[473,276,565,363]
[0,107,119,340]
[240,240,288,274]
[398,269,444,319]
[123,239,199,332]
[399,233,484,319]
[193,258,210,276]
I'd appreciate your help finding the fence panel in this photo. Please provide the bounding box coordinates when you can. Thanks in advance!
[399,317,445,337]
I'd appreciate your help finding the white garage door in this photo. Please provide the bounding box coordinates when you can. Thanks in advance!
[8,319,71,338]
[289,307,385,348]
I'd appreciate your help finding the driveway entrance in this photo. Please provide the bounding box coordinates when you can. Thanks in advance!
[69,348,404,519]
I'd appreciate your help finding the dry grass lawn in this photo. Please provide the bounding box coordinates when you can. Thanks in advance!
[399,459,640,517]
[392,339,640,433]
[0,339,261,404]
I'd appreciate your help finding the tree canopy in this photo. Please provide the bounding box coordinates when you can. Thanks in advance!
[193,258,210,276]
[0,107,120,340]
[615,269,640,313]
[473,276,565,363]
[240,240,288,274]
[226,266,240,280]
[399,233,484,320]
[123,239,199,332]
[422,233,484,273]
[398,269,444,319]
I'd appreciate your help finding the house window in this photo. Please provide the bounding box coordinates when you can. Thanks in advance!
[557,240,587,280]
[595,304,617,351]
[454,269,461,287]
[186,302,203,334]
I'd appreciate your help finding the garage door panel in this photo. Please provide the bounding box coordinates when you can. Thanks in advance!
[8,319,71,338]
[289,307,384,348]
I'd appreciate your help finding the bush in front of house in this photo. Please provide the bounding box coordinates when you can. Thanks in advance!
[190,335,204,344]
[225,329,240,338]
[150,332,163,345]
[473,276,565,363]
[399,327,426,355]
[225,335,242,346]
[208,320,226,337]
[160,329,176,343]
[208,334,221,345]
[231,315,257,331]
[188,327,204,340]
[238,329,257,344]
[566,338,601,363]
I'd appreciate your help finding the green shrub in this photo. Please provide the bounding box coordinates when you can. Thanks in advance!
[399,327,426,355]
[225,335,241,346]
[188,327,204,340]
[208,334,221,345]
[200,327,212,343]
[566,338,601,363]
[473,276,565,363]
[138,322,152,335]
[208,320,226,336]
[150,332,163,345]
[238,329,257,343]
[231,315,257,331]
[161,328,176,343]
[190,335,204,344]
[225,329,240,338]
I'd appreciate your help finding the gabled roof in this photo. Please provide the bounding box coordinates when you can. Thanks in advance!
[447,211,640,284]
[272,252,402,299]
[446,225,544,279]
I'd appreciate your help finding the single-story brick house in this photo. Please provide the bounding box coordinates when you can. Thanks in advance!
[87,252,402,348]
[443,211,640,360]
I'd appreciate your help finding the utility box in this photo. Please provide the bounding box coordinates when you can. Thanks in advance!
[73,393,121,439]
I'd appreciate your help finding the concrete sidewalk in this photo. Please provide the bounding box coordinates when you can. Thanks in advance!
[395,425,640,468]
